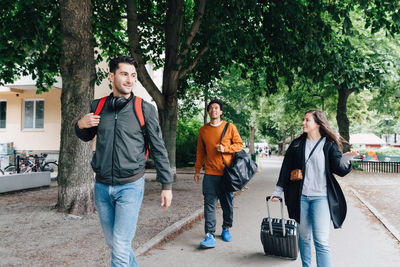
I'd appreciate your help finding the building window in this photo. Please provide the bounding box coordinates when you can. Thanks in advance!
[23,100,44,129]
[0,101,6,128]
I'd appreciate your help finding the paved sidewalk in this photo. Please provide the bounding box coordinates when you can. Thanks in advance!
[138,156,400,267]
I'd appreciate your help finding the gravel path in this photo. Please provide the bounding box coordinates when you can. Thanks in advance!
[0,171,203,266]
[338,170,400,236]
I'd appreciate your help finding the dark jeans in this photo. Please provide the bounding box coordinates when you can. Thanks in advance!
[202,174,233,235]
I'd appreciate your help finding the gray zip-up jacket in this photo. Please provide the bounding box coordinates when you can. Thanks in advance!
[75,95,172,189]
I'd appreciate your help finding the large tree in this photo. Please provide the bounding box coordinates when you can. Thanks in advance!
[57,0,97,214]
[255,1,400,152]
[93,0,262,176]
[2,0,400,215]
[307,5,400,151]
[0,0,97,214]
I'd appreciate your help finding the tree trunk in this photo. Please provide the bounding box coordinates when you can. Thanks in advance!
[126,0,207,177]
[290,124,295,142]
[249,126,255,154]
[158,93,178,180]
[281,129,287,155]
[336,84,352,152]
[204,87,208,125]
[156,0,184,179]
[58,0,96,215]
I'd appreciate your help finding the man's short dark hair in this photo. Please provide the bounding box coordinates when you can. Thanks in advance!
[109,55,138,73]
[207,99,224,111]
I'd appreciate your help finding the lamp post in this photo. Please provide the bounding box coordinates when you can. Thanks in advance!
[312,94,325,112]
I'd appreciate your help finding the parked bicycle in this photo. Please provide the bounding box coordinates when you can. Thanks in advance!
[4,153,58,180]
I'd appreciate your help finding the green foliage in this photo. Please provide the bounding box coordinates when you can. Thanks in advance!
[2,0,400,153]
[258,5,400,147]
[176,118,202,167]
[348,87,400,138]
[210,65,260,140]
[179,64,262,142]
[257,76,329,144]
[177,80,205,122]
[0,0,60,92]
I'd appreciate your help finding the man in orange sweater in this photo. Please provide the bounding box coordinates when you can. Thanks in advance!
[194,99,243,248]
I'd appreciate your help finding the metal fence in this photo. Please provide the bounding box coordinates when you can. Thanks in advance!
[351,160,400,173]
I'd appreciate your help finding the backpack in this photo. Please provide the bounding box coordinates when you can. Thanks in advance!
[94,96,150,159]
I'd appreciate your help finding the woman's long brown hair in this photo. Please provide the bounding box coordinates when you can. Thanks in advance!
[304,110,345,152]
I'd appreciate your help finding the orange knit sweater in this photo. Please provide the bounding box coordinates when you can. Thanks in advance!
[194,121,243,176]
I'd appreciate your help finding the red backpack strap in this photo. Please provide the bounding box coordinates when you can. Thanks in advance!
[134,96,150,159]
[134,96,145,127]
[94,96,108,115]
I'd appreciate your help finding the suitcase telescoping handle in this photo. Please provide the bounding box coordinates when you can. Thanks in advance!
[266,196,286,237]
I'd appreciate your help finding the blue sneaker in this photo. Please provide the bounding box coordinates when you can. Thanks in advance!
[221,229,232,242]
[200,233,216,248]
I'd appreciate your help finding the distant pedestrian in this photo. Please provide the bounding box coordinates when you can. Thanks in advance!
[270,110,358,267]
[75,55,173,267]
[268,148,272,158]
[194,99,243,248]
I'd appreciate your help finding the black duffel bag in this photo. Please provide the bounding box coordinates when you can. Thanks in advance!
[220,123,258,192]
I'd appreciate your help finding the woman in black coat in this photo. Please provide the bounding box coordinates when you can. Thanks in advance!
[271,110,358,267]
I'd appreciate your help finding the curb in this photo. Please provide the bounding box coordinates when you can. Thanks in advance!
[136,208,204,256]
[136,186,249,256]
[349,187,400,242]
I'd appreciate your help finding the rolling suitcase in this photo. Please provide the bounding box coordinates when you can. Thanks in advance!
[260,196,299,260]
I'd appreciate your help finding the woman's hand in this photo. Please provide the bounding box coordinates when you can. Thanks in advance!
[270,194,279,202]
[345,150,359,156]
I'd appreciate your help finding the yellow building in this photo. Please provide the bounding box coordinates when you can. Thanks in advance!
[0,63,161,156]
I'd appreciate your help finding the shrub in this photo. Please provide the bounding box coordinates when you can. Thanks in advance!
[358,147,400,156]
[176,118,202,167]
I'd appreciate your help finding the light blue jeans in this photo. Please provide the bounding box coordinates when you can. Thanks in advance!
[94,177,145,267]
[298,194,331,267]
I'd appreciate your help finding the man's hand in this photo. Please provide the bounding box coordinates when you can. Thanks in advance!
[216,144,225,153]
[77,113,101,129]
[194,173,201,184]
[160,189,172,210]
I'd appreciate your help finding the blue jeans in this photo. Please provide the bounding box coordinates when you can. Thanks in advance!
[94,177,145,267]
[298,194,331,267]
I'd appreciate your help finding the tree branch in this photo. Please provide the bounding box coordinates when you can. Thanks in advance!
[121,15,165,31]
[144,19,165,31]
[99,26,130,50]
[333,79,339,87]
[349,87,357,94]
[126,0,165,110]
[179,44,209,79]
[176,0,207,66]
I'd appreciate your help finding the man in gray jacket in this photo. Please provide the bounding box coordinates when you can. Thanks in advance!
[75,55,173,267]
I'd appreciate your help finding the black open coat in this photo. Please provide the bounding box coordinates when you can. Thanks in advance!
[276,135,351,229]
